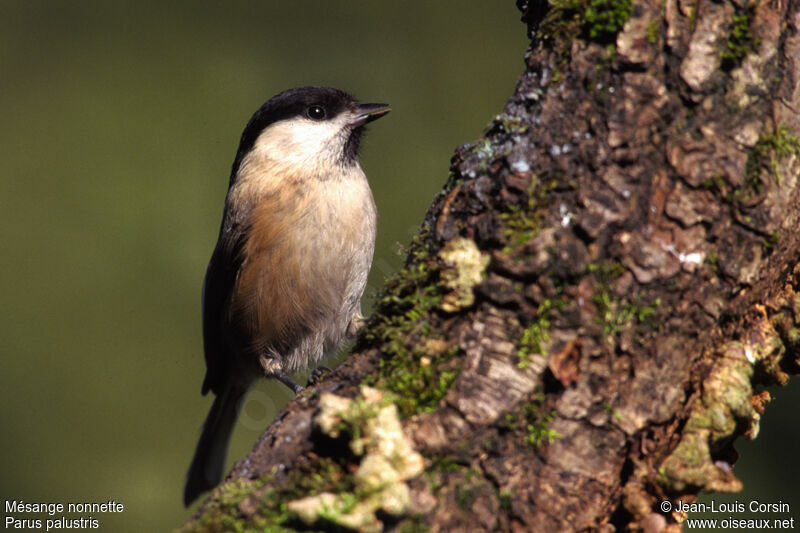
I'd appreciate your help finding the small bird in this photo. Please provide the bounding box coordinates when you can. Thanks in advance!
[183,86,390,506]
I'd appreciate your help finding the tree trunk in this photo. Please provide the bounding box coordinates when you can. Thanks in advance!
[181,0,800,530]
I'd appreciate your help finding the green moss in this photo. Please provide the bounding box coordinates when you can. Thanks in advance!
[742,125,800,197]
[425,456,461,494]
[498,490,513,511]
[524,408,562,447]
[504,395,562,448]
[647,17,660,44]
[602,297,661,341]
[584,0,632,40]
[497,173,571,251]
[588,262,623,341]
[700,174,726,194]
[180,460,354,533]
[517,299,559,369]
[362,231,462,418]
[498,114,529,135]
[456,484,474,509]
[721,7,759,70]
[425,456,482,509]
[429,463,484,511]
[588,262,661,344]
[429,456,463,474]
[499,174,543,247]
[588,260,626,280]
[364,337,460,418]
[180,479,268,533]
[603,401,623,421]
[760,125,800,178]
[706,249,718,271]
[503,412,518,431]
[397,516,430,533]
[762,231,781,252]
[500,203,540,247]
[539,0,584,43]
[539,0,632,48]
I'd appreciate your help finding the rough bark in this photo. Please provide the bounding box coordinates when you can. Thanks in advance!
[181,0,800,531]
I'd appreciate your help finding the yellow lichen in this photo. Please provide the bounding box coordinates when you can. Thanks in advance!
[287,386,424,532]
[438,237,489,313]
[659,305,783,493]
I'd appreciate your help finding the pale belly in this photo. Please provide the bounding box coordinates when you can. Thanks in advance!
[231,176,377,368]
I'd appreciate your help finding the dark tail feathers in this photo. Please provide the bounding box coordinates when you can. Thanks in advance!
[183,385,247,506]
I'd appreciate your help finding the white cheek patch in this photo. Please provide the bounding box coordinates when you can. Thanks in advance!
[252,114,352,166]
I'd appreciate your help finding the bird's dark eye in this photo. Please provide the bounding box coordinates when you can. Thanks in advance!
[306,105,326,120]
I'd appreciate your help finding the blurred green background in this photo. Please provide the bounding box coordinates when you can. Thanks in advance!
[0,1,796,531]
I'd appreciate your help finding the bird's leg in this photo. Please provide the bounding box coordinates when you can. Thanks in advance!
[259,354,304,395]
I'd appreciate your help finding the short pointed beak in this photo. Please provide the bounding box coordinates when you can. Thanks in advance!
[351,103,391,127]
